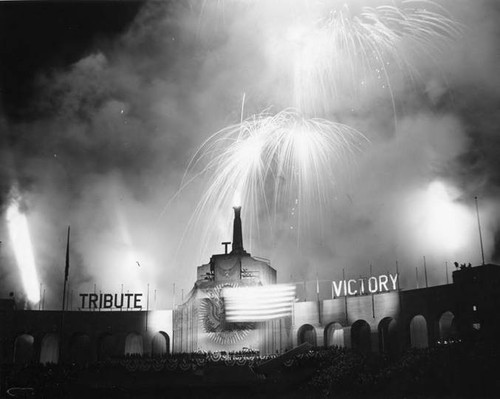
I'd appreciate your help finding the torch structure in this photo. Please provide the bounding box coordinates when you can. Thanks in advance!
[231,206,247,256]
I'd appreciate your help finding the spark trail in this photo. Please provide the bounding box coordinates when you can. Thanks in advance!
[173,0,462,263]
[291,0,463,115]
[177,109,367,259]
[193,1,463,116]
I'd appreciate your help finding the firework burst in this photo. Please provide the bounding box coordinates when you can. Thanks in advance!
[173,0,462,263]
[190,1,463,116]
[176,109,367,259]
[291,0,463,115]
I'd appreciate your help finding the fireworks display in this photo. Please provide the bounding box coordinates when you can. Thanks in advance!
[0,0,499,307]
[179,0,464,258]
[178,109,367,255]
[290,0,464,115]
[195,0,463,115]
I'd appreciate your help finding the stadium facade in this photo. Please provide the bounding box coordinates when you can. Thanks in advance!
[1,207,500,365]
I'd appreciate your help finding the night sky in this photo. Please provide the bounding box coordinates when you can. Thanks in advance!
[0,1,143,120]
[1,1,499,309]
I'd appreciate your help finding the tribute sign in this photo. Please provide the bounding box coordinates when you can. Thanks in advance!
[332,273,398,297]
[79,293,143,310]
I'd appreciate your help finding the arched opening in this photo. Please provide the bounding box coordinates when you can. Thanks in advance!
[40,333,59,364]
[324,322,344,348]
[378,317,398,356]
[98,334,116,361]
[410,315,428,348]
[297,324,317,346]
[351,320,371,353]
[70,334,92,364]
[439,311,458,341]
[13,334,34,364]
[151,332,170,357]
[125,333,143,356]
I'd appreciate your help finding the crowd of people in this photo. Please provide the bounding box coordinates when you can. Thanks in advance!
[3,340,500,398]
[307,341,500,397]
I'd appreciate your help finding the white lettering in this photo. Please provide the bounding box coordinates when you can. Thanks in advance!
[359,278,365,295]
[347,279,358,295]
[331,273,398,297]
[390,273,398,290]
[368,277,378,293]
[332,280,343,298]
[378,275,389,292]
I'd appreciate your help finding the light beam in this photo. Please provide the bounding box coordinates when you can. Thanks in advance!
[6,201,40,304]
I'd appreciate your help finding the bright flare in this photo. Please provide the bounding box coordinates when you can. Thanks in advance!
[233,191,242,208]
[6,201,40,303]
[408,181,476,255]
[423,181,470,252]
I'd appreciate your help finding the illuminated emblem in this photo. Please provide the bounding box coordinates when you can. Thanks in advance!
[199,284,254,345]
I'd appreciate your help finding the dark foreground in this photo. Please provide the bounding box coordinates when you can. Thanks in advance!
[2,341,499,398]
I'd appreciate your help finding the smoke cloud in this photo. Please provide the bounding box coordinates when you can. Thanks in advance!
[1,1,499,307]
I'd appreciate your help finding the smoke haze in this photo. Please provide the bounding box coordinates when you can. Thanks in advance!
[0,0,499,307]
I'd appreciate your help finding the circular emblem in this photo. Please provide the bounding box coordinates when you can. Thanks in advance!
[199,284,254,345]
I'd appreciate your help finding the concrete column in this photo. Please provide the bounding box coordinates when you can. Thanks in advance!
[370,326,380,353]
[315,325,325,348]
[343,326,352,348]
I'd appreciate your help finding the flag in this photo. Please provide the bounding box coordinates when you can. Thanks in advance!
[64,226,70,282]
[223,284,295,322]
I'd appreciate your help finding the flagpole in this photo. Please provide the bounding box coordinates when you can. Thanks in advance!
[146,283,150,332]
[396,260,402,316]
[475,196,486,265]
[445,261,449,285]
[66,282,71,311]
[316,272,320,302]
[370,264,375,318]
[173,283,176,308]
[316,272,321,325]
[62,226,70,312]
[343,268,348,324]
[423,256,428,288]
[395,260,400,290]
[60,225,70,363]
